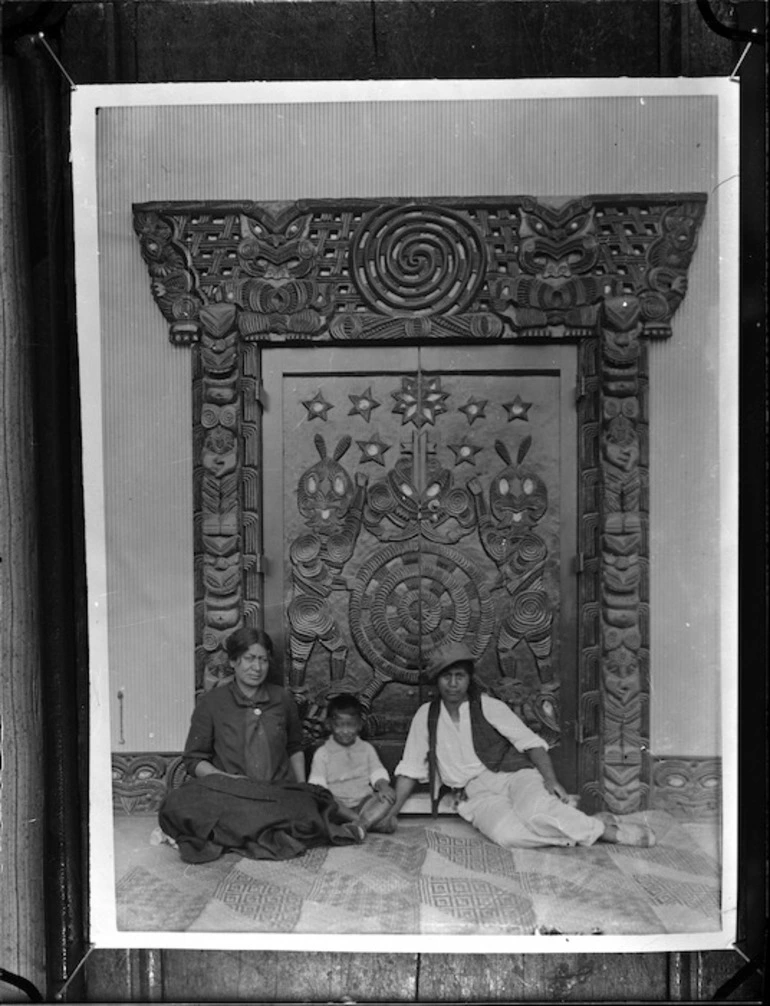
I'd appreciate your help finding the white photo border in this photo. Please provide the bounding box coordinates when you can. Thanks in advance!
[72,77,739,953]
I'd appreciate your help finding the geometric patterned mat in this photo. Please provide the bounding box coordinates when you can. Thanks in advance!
[114,810,720,935]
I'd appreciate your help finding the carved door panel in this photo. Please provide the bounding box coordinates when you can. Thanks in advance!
[262,344,577,783]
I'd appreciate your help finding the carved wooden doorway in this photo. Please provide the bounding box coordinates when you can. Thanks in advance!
[262,344,577,785]
[133,191,707,812]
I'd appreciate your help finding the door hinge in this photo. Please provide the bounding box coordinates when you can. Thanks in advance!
[574,376,586,405]
[253,553,268,575]
[572,552,585,575]
[256,378,267,411]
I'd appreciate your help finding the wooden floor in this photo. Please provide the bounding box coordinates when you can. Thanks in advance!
[113,809,720,938]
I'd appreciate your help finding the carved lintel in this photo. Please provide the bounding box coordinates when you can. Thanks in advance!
[133,195,707,347]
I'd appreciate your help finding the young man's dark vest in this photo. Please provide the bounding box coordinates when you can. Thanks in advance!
[427,691,532,816]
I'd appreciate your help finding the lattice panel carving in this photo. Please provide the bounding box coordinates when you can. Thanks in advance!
[133,194,707,813]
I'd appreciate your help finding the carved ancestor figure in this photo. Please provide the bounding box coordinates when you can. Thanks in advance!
[469,437,558,739]
[237,209,332,338]
[199,426,241,655]
[488,197,603,338]
[287,434,367,705]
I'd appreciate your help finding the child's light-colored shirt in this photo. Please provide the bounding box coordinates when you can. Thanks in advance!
[308,736,389,807]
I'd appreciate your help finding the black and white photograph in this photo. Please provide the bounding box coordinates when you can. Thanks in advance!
[72,78,738,954]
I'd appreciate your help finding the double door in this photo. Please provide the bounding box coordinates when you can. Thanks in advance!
[262,345,577,784]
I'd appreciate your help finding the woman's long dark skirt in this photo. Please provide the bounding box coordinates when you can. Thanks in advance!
[159,774,360,863]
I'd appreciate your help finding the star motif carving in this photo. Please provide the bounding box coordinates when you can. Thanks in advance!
[391,374,449,428]
[356,433,391,466]
[503,394,532,422]
[348,386,381,422]
[301,390,333,422]
[458,396,488,425]
[448,440,482,467]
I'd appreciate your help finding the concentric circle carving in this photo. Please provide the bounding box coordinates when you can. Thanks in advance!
[288,594,336,640]
[507,590,553,657]
[510,533,548,574]
[350,205,486,315]
[349,541,494,683]
[509,590,551,633]
[289,533,322,565]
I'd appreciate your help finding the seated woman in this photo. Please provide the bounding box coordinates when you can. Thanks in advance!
[378,642,656,849]
[159,627,365,862]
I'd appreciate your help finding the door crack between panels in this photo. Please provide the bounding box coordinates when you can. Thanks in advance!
[416,350,425,687]
[370,0,379,60]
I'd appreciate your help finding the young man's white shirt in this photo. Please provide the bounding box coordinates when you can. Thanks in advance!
[394,692,549,789]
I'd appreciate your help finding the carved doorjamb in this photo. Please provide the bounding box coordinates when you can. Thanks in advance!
[133,194,706,813]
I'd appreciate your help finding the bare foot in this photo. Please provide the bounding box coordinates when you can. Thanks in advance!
[370,814,397,834]
[342,822,366,843]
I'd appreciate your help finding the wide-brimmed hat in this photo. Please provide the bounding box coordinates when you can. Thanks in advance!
[423,642,475,683]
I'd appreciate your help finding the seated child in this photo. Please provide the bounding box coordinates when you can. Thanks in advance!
[308,693,395,832]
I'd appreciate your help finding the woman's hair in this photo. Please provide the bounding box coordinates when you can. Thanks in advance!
[225,627,274,663]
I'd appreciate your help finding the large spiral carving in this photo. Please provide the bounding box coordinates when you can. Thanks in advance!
[350,205,486,315]
[348,541,495,683]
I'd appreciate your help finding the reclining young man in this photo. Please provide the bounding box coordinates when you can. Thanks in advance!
[378,642,655,849]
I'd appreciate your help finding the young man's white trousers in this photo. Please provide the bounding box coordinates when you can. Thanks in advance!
[460,768,605,848]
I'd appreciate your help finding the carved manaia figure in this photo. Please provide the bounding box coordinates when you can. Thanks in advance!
[287,434,367,705]
[469,436,556,695]
[363,441,475,544]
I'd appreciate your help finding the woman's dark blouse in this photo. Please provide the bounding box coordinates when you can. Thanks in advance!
[183,680,303,782]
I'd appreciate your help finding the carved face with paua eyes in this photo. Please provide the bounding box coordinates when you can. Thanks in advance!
[296,434,355,531]
[517,198,597,281]
[489,437,548,535]
[237,211,316,279]
[389,452,450,520]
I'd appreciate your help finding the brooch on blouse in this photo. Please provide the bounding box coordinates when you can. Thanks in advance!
[252,708,262,717]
